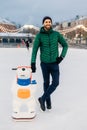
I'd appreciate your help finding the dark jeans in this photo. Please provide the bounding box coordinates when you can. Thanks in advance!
[40,62,60,105]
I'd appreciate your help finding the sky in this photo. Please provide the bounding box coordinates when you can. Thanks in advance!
[0,48,87,130]
[0,0,87,26]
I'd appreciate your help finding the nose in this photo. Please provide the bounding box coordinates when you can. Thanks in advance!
[22,68,25,71]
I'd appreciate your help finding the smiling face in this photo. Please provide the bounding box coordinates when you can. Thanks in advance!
[43,19,52,31]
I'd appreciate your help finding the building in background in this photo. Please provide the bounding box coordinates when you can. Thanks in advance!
[54,15,87,46]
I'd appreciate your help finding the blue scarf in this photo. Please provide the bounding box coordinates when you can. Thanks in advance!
[17,78,31,86]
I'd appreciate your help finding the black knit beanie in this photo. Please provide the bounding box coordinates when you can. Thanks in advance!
[42,16,52,24]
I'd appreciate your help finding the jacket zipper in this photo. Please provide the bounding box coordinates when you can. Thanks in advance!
[48,34,51,62]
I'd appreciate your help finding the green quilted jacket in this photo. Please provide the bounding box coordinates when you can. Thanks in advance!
[31,27,68,63]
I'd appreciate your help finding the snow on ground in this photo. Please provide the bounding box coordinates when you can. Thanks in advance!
[0,47,87,130]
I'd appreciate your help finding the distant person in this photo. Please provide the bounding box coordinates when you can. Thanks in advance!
[31,16,68,111]
[25,40,30,50]
[22,38,32,50]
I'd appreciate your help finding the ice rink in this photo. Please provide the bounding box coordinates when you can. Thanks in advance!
[0,48,87,130]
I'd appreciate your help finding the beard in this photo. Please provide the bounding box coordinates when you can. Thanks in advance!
[44,25,52,31]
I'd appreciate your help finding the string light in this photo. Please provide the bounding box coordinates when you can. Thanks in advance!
[57,24,87,34]
[0,23,87,34]
[0,24,39,33]
[0,24,24,33]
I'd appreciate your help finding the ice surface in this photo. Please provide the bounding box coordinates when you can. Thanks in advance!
[0,48,87,130]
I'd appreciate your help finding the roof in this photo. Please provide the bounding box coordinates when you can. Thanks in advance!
[0,17,15,25]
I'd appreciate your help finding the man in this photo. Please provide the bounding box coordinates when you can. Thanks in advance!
[31,16,68,111]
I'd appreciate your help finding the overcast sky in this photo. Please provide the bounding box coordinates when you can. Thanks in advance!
[0,0,87,26]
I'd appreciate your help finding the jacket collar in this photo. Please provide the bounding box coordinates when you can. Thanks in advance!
[40,26,53,34]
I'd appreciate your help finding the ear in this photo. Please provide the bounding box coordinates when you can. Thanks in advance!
[29,68,32,73]
[30,72,32,80]
[12,68,17,70]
